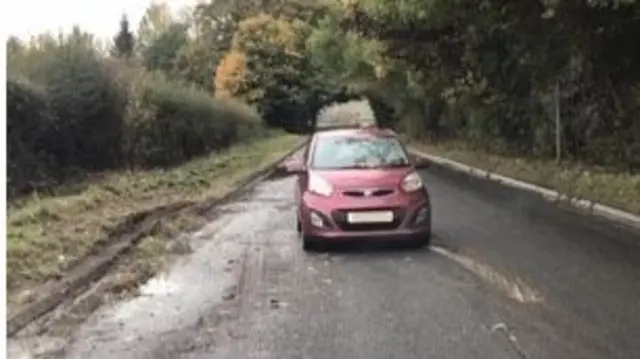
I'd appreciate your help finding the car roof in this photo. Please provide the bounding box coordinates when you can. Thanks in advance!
[313,126,397,139]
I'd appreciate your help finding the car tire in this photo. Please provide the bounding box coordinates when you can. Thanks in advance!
[302,235,322,252]
[412,232,431,249]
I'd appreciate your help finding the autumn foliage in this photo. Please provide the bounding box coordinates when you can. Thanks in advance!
[214,50,248,99]
[214,13,316,129]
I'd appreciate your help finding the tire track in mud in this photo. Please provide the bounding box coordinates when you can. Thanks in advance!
[34,177,294,359]
[148,176,306,359]
[197,214,349,359]
[215,225,301,358]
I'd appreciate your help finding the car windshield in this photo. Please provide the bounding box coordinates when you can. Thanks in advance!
[311,135,410,169]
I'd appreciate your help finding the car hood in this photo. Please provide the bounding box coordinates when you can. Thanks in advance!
[310,168,414,189]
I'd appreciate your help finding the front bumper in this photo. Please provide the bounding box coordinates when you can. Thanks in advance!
[300,198,431,242]
[305,228,431,243]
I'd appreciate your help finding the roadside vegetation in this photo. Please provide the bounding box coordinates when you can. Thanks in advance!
[7,134,300,308]
[413,140,640,215]
[6,2,307,308]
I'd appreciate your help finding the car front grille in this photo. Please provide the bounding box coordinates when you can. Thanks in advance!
[342,188,395,198]
[331,208,405,231]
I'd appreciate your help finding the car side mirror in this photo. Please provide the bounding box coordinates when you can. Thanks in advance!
[413,157,431,169]
[285,161,307,174]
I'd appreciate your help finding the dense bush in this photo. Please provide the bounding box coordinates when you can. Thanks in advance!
[7,78,59,197]
[122,66,263,167]
[6,29,264,199]
[39,38,128,170]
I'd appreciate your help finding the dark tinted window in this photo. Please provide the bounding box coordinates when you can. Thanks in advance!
[311,135,410,169]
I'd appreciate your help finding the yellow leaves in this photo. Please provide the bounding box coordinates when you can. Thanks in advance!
[246,88,267,103]
[213,13,310,104]
[232,12,305,53]
[214,50,248,99]
[373,64,389,80]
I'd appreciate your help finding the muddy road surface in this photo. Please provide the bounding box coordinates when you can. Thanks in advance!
[17,167,640,359]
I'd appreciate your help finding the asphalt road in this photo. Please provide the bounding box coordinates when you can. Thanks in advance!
[37,165,640,359]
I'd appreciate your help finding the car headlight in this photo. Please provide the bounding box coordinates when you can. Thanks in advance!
[310,211,325,227]
[308,173,334,197]
[401,172,424,193]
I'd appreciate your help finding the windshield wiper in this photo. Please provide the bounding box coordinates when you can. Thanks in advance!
[339,164,374,169]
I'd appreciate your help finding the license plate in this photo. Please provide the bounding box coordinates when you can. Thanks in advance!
[347,211,394,224]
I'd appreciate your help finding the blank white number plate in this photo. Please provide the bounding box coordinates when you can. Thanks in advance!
[347,211,394,224]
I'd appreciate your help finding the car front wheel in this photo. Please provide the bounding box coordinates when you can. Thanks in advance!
[302,235,324,252]
[412,232,431,249]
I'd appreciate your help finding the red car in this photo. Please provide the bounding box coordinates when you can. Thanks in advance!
[288,126,432,251]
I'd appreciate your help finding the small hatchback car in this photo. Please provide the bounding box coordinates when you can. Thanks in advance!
[288,125,432,251]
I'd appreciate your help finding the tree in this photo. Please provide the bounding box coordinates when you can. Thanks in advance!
[7,36,26,71]
[331,0,640,168]
[173,38,219,91]
[137,2,173,51]
[214,50,248,99]
[214,13,316,130]
[112,14,135,58]
[141,22,190,78]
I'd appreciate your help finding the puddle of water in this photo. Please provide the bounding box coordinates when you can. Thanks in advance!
[139,276,181,296]
[8,336,66,359]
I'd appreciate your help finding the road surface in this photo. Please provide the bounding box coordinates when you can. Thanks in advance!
[18,162,636,359]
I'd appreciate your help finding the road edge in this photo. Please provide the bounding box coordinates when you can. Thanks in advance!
[410,148,640,231]
[7,137,309,337]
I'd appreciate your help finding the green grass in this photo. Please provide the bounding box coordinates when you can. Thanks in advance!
[7,132,302,302]
[411,139,640,216]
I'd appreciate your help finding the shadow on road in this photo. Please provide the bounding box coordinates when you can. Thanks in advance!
[308,240,432,256]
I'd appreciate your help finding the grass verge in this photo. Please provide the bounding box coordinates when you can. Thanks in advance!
[411,139,640,216]
[7,132,302,309]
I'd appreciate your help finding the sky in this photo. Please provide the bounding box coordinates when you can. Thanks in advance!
[5,0,199,42]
